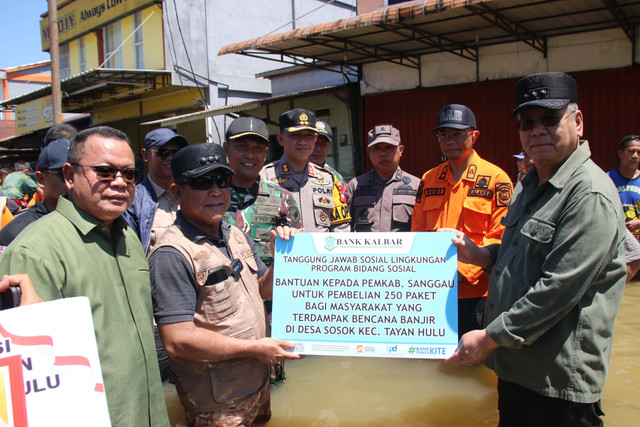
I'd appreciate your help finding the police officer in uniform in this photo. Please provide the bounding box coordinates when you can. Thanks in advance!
[260,109,350,232]
[311,120,351,229]
[149,143,302,426]
[223,116,302,266]
[345,124,420,232]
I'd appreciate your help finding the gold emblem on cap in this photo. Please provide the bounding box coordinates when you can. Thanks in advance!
[300,112,308,121]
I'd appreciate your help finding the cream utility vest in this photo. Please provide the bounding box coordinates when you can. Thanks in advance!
[151,224,269,411]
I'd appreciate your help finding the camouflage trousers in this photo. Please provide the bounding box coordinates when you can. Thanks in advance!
[184,382,271,426]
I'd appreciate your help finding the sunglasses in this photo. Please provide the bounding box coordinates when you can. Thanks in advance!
[182,174,232,191]
[149,147,181,159]
[516,111,574,131]
[72,164,136,183]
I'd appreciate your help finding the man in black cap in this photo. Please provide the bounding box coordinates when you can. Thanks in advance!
[445,72,626,426]
[0,138,70,246]
[223,116,302,266]
[260,109,350,232]
[148,143,302,425]
[124,127,188,254]
[345,124,420,232]
[412,104,512,338]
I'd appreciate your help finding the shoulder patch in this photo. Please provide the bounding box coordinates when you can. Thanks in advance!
[415,180,425,203]
[495,182,513,207]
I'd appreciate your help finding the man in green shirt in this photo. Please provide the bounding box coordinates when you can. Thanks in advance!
[445,72,626,426]
[0,126,169,427]
[1,161,42,204]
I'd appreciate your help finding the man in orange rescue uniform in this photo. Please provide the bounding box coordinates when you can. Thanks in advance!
[412,104,513,337]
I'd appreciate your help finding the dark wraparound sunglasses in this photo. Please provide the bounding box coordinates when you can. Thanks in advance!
[181,174,232,191]
[149,147,181,159]
[71,164,136,183]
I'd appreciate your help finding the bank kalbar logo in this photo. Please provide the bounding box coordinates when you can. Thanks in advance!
[324,236,336,251]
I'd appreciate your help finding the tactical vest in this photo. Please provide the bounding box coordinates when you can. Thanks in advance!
[225,181,284,265]
[152,224,269,411]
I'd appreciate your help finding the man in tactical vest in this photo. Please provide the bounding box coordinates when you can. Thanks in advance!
[149,143,302,426]
[260,109,350,232]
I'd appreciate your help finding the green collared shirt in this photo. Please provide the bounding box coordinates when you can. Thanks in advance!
[484,141,626,403]
[0,197,169,426]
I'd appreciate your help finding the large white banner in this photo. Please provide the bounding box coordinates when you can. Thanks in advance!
[0,297,110,426]
[273,232,459,359]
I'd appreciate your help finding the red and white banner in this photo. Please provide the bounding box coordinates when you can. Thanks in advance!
[0,297,109,426]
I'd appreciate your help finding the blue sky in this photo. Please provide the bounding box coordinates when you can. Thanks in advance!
[0,0,50,69]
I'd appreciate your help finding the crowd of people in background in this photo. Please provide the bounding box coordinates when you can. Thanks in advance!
[0,71,636,426]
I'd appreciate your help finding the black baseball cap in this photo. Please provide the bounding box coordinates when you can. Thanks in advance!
[226,117,269,143]
[37,138,70,171]
[512,72,578,117]
[171,143,234,179]
[316,120,333,142]
[279,108,317,133]
[433,104,477,131]
[144,128,188,149]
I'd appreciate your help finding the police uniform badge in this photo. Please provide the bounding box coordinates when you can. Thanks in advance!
[319,211,328,222]
[281,163,290,173]
[275,177,289,186]
[299,112,310,124]
[316,121,326,131]
[335,181,346,203]
[308,164,315,176]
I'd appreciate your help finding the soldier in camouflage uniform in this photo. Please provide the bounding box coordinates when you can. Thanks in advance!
[223,117,302,267]
[310,120,351,226]
[260,109,350,232]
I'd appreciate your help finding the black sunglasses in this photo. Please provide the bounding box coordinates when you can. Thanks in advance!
[516,112,574,131]
[182,174,232,191]
[72,164,136,183]
[150,147,181,159]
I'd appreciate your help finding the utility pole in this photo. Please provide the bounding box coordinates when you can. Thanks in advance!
[48,0,62,125]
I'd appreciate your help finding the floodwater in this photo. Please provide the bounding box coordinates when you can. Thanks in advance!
[165,283,640,426]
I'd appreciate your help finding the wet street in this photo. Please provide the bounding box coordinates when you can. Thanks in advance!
[166,283,640,426]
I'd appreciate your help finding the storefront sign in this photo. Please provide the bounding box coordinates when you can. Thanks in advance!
[14,96,54,133]
[0,297,110,426]
[272,232,458,359]
[40,0,156,51]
